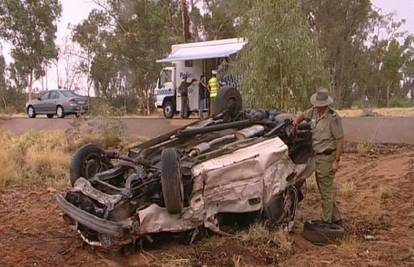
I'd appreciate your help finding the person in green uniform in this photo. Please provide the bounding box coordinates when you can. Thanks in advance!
[293,88,345,225]
[208,70,219,116]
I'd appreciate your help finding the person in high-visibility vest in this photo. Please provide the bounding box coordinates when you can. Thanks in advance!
[208,70,219,116]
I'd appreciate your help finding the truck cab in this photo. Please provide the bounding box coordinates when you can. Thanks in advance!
[154,67,176,118]
[154,38,247,119]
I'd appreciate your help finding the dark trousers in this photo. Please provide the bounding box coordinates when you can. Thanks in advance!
[210,97,216,117]
[181,95,188,118]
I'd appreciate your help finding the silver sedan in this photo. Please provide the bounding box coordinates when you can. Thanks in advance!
[25,90,88,118]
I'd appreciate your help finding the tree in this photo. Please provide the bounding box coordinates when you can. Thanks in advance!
[236,0,328,111]
[301,0,374,107]
[73,0,174,114]
[201,0,249,40]
[0,0,61,99]
[73,9,116,98]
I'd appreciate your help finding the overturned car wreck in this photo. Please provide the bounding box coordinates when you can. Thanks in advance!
[56,87,314,248]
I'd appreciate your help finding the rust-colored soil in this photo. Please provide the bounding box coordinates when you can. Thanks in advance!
[1,149,413,266]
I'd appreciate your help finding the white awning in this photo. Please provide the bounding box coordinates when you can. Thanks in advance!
[157,42,247,63]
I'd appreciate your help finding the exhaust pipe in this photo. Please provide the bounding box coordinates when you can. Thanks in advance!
[235,125,265,140]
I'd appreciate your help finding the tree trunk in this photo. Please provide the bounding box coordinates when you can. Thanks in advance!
[180,0,191,42]
[386,83,390,107]
[28,71,33,101]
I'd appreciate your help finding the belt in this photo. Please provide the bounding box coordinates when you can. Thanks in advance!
[315,149,336,155]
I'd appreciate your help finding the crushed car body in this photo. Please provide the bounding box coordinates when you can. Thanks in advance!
[56,87,314,248]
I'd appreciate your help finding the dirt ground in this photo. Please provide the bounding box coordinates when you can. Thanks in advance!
[0,147,413,267]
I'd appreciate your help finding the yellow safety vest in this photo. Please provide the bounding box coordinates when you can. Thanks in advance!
[208,77,219,97]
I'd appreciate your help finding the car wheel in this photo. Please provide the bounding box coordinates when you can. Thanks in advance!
[264,185,298,231]
[27,106,36,118]
[69,144,112,185]
[214,86,242,121]
[163,101,175,119]
[56,106,65,118]
[47,114,54,119]
[303,220,345,245]
[161,148,184,214]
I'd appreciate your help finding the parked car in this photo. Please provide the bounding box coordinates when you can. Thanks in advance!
[25,90,88,118]
[56,87,314,248]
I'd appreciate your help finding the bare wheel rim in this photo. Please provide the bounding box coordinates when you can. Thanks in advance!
[83,153,101,179]
[282,186,298,230]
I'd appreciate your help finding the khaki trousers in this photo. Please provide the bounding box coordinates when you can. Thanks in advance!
[314,153,341,223]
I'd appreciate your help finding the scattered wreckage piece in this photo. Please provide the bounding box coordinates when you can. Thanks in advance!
[56,88,315,248]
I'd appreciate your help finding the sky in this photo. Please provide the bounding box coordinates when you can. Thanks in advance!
[1,0,414,92]
[371,0,414,34]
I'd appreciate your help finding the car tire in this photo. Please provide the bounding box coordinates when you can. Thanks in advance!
[47,114,54,119]
[69,144,112,185]
[161,148,184,214]
[303,220,345,245]
[214,86,242,121]
[56,106,65,118]
[163,101,175,119]
[27,106,36,118]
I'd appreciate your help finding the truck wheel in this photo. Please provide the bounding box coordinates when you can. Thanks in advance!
[69,144,112,185]
[303,220,345,245]
[163,101,175,119]
[214,86,242,121]
[161,148,184,214]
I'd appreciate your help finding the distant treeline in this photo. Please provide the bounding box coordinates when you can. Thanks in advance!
[0,0,413,114]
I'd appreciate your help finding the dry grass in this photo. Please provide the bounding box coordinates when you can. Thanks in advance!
[337,234,362,255]
[239,223,292,253]
[338,107,414,117]
[0,125,132,190]
[378,185,392,203]
[340,181,355,200]
[356,141,374,156]
[232,255,242,267]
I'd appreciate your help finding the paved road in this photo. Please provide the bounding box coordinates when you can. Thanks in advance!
[342,117,414,144]
[1,116,413,144]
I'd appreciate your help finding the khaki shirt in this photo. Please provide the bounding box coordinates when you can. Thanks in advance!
[303,107,344,154]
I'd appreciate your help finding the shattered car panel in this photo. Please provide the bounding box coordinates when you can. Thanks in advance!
[56,109,314,248]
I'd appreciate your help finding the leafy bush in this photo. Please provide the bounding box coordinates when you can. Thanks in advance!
[89,98,126,117]
[389,97,414,108]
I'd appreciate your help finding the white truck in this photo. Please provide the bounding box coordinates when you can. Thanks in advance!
[154,38,247,118]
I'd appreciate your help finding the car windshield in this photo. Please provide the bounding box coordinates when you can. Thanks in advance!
[61,90,80,97]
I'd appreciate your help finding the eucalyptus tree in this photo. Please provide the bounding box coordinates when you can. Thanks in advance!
[0,0,61,99]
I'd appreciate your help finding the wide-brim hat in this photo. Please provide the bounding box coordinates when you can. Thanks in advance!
[310,88,333,107]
